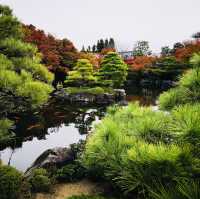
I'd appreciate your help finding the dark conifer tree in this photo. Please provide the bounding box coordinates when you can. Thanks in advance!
[97,40,101,52]
[99,39,105,52]
[81,45,86,52]
[105,39,109,48]
[92,45,96,52]
[109,38,115,49]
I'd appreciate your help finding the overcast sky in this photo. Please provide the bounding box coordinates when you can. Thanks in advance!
[1,0,200,53]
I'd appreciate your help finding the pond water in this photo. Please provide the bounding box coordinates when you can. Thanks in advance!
[0,88,163,172]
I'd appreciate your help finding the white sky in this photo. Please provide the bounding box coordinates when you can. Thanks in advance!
[1,0,200,53]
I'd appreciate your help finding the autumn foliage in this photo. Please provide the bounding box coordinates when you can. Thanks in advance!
[130,56,157,71]
[23,25,79,71]
[174,40,200,62]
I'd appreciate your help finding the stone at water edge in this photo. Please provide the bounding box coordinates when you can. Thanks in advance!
[25,147,74,177]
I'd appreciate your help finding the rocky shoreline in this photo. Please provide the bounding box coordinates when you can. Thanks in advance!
[52,89,127,106]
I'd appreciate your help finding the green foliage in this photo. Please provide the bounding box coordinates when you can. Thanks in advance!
[150,180,200,199]
[0,6,53,110]
[169,104,200,147]
[0,5,22,40]
[67,59,96,86]
[190,52,200,72]
[99,52,128,88]
[0,165,23,199]
[65,87,114,95]
[55,162,86,182]
[12,57,53,83]
[0,38,38,58]
[16,81,53,107]
[29,168,51,193]
[0,119,14,145]
[158,87,190,110]
[83,103,198,196]
[159,53,200,110]
[0,53,13,70]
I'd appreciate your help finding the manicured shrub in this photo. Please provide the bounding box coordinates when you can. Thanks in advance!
[29,168,51,193]
[99,52,128,88]
[66,59,96,86]
[0,165,23,199]
[55,162,86,182]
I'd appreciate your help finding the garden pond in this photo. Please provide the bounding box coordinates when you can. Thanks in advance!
[0,87,162,172]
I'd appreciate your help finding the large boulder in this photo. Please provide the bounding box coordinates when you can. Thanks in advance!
[25,147,74,177]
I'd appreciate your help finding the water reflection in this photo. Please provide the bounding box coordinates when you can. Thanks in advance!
[0,88,163,171]
[0,99,105,171]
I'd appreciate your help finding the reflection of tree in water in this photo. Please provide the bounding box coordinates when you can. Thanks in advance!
[126,87,162,106]
[1,98,106,150]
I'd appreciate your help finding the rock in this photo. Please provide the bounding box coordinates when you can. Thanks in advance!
[52,88,127,106]
[25,147,74,177]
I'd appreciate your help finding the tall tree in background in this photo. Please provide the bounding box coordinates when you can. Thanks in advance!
[81,46,86,52]
[192,32,200,40]
[23,25,79,70]
[87,46,91,52]
[105,39,109,48]
[97,40,101,52]
[161,46,172,57]
[133,41,152,56]
[99,39,105,52]
[109,38,115,49]
[92,45,96,52]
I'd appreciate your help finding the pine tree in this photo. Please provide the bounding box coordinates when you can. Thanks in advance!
[96,40,101,52]
[0,5,53,109]
[99,39,104,52]
[99,52,128,88]
[67,59,96,86]
[81,46,86,52]
[92,45,96,53]
[105,39,109,48]
[109,38,115,49]
[87,46,91,52]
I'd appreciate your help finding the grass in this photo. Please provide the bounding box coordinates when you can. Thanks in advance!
[65,87,115,95]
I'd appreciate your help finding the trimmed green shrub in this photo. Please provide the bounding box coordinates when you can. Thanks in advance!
[55,162,86,182]
[99,52,128,88]
[0,165,23,199]
[66,59,96,86]
[29,168,51,193]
